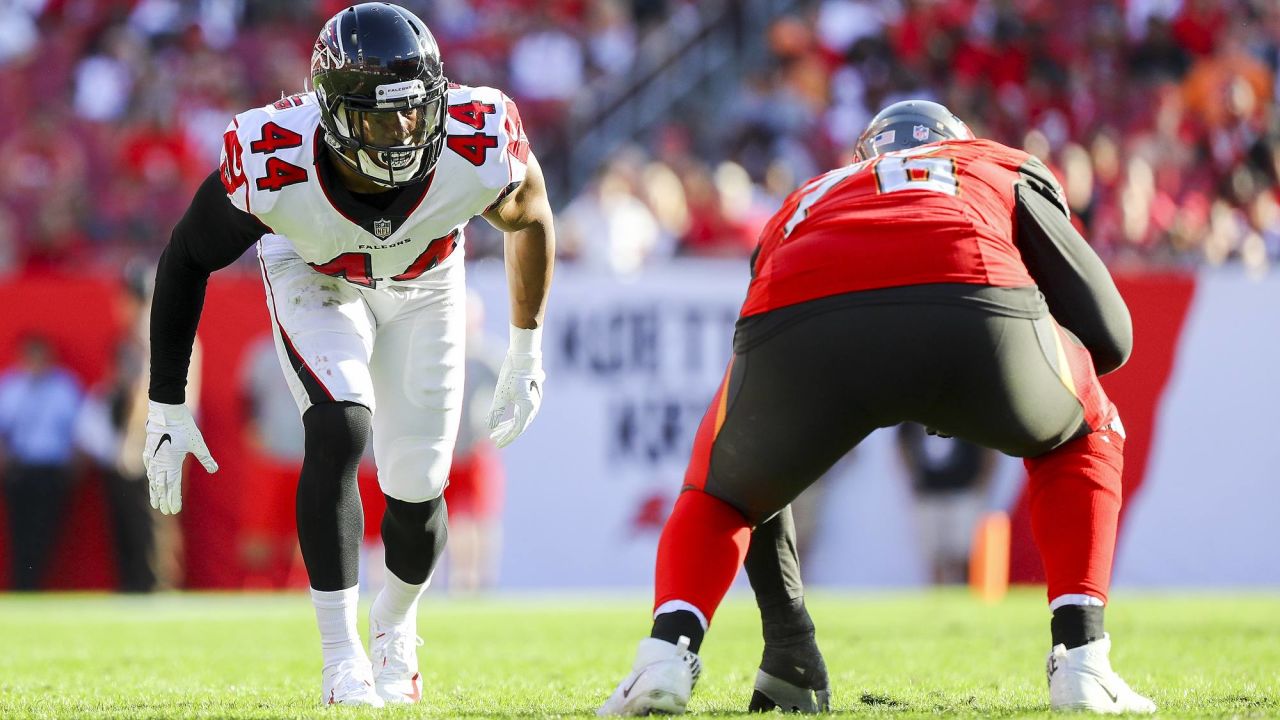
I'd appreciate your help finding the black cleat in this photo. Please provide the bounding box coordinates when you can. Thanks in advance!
[748,634,831,713]
[750,670,831,713]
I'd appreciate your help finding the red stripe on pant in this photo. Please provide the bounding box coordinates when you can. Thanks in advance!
[1025,427,1125,604]
[655,358,750,624]
[1054,322,1116,431]
[681,358,734,493]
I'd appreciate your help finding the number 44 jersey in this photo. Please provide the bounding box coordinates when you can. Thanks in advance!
[741,138,1050,318]
[218,84,529,288]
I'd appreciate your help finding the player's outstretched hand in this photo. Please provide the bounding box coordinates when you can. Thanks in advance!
[142,400,218,515]
[488,325,545,449]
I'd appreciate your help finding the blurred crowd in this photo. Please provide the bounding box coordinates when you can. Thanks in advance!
[0,0,685,274]
[1,0,1278,277]
[564,0,1280,273]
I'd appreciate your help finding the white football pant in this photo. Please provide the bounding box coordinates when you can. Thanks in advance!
[257,234,465,503]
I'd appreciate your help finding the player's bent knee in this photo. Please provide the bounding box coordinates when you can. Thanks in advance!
[377,436,453,503]
[702,481,786,527]
[301,401,372,467]
[383,495,448,534]
[1025,424,1125,488]
[1021,413,1121,460]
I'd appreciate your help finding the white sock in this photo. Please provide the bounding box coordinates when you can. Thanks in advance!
[370,569,428,627]
[1049,593,1105,611]
[311,586,363,668]
[652,600,709,631]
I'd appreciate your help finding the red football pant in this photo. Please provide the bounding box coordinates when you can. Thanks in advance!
[1025,426,1125,604]
[653,489,752,624]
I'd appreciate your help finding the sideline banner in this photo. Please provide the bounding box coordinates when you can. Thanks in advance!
[467,262,1280,589]
[1,263,1276,589]
[467,260,746,588]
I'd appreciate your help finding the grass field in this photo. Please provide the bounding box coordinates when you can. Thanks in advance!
[0,590,1276,719]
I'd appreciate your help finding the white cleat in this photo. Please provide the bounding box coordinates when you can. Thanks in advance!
[598,636,702,716]
[1047,634,1156,714]
[321,656,384,707]
[370,616,424,705]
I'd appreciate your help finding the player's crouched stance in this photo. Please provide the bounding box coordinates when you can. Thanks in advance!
[599,101,1154,716]
[142,3,554,708]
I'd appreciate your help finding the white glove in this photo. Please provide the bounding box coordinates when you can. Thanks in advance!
[487,325,546,449]
[142,400,218,515]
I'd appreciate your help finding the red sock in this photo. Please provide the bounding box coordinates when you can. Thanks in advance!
[653,489,751,625]
[1025,427,1124,604]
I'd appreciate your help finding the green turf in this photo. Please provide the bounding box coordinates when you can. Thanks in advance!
[0,590,1276,718]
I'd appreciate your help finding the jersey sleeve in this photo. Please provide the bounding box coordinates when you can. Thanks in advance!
[450,86,531,211]
[218,102,307,218]
[1015,154,1070,219]
[219,114,253,214]
[1013,160,1132,375]
[495,90,530,190]
[149,171,272,403]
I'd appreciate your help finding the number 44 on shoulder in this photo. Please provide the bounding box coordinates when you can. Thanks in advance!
[219,120,309,196]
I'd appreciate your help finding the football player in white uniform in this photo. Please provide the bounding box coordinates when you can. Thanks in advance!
[141,3,554,707]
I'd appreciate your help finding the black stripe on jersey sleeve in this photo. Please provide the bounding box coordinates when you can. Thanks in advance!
[484,181,521,214]
[149,171,272,404]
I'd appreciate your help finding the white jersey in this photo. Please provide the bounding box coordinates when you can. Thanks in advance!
[218,84,529,287]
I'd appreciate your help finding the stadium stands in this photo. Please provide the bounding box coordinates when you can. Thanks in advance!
[0,0,1276,274]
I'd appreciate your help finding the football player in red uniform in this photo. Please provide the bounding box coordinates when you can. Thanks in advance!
[141,3,554,707]
[600,100,1155,715]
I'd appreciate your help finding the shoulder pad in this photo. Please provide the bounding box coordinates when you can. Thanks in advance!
[444,85,530,196]
[218,99,319,217]
[218,112,256,214]
[1017,154,1070,218]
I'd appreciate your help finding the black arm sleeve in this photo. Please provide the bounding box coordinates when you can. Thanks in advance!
[1013,158,1133,375]
[149,171,271,403]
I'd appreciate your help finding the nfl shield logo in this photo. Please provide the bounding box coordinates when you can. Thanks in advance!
[373,218,393,239]
[913,125,931,142]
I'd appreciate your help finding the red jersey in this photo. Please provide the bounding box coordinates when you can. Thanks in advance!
[741,139,1040,317]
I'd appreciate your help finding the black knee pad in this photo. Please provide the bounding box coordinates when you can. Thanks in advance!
[383,494,448,532]
[382,495,449,585]
[301,401,371,468]
[296,402,371,591]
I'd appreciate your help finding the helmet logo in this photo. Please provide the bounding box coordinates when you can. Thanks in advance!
[312,20,346,73]
[312,38,345,72]
[373,218,393,239]
[913,125,931,141]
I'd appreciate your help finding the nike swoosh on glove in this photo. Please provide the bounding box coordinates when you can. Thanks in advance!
[142,400,218,515]
[487,325,546,449]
